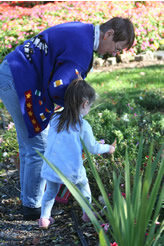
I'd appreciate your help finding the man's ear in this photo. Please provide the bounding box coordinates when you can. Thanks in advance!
[104,29,114,40]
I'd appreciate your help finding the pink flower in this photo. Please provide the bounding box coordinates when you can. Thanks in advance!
[101,223,109,232]
[127,103,133,110]
[121,192,126,198]
[8,44,12,49]
[0,137,3,144]
[7,122,14,130]
[110,242,118,246]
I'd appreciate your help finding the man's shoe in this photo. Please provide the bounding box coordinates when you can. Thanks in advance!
[23,206,41,221]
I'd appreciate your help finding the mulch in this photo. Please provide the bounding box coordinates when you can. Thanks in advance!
[0,162,98,246]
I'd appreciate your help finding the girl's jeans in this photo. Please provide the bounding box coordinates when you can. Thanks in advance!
[0,60,48,208]
[41,179,91,218]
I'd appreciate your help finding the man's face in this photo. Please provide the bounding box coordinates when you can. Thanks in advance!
[97,29,128,56]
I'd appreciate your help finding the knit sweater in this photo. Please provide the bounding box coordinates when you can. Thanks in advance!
[6,22,94,137]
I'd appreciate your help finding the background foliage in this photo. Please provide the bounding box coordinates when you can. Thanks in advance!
[0,0,164,63]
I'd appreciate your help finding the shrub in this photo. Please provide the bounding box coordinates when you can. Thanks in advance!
[0,122,19,163]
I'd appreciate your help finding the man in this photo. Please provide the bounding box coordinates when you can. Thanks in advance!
[0,17,135,220]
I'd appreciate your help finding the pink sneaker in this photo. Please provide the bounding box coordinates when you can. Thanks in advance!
[82,211,98,222]
[39,217,54,229]
[82,212,90,222]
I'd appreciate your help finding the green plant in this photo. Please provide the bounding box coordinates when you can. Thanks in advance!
[0,122,19,163]
[38,137,164,245]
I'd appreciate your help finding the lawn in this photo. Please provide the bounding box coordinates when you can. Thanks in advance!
[88,65,164,92]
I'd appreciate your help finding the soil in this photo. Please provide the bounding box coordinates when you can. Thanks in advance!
[0,59,163,246]
[0,162,98,246]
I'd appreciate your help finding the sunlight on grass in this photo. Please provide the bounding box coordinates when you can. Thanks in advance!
[87,65,164,93]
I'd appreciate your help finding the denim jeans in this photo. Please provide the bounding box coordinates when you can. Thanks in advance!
[0,60,48,208]
[41,179,91,218]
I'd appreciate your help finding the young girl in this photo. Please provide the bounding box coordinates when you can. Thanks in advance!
[39,78,115,229]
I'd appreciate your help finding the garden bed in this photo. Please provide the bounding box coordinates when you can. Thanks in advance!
[0,162,99,246]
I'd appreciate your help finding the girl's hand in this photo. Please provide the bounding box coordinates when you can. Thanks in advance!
[109,139,116,154]
[109,145,115,154]
[112,139,117,147]
[102,139,116,158]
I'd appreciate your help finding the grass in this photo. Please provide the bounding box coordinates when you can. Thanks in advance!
[87,64,164,95]
[85,64,164,121]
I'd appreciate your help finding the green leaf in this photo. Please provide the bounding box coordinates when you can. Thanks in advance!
[99,228,108,246]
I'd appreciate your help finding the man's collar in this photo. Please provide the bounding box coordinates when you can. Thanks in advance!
[94,25,100,51]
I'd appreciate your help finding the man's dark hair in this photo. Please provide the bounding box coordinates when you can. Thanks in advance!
[55,79,95,133]
[100,17,135,50]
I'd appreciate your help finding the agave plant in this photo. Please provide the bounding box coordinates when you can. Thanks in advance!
[37,136,164,246]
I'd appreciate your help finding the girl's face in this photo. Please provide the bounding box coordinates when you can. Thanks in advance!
[80,100,92,116]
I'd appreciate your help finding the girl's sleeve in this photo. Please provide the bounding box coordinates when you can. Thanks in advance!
[80,119,110,154]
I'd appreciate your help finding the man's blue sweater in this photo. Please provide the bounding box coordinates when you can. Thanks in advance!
[6,22,94,137]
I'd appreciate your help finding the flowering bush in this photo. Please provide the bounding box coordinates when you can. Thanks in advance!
[0,122,19,163]
[85,105,163,162]
[0,1,163,62]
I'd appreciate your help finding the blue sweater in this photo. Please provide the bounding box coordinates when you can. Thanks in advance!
[6,22,94,137]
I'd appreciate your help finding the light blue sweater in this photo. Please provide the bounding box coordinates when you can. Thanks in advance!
[41,115,110,184]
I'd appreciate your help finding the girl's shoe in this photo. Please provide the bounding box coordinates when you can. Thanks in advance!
[82,211,99,222]
[39,217,54,229]
[82,212,90,222]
